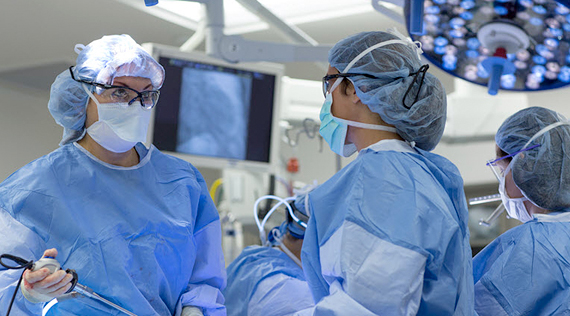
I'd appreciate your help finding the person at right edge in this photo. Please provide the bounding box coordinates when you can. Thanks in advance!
[473,106,570,315]
[296,29,474,315]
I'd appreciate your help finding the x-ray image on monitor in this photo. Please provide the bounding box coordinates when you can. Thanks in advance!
[176,68,253,160]
[151,52,277,167]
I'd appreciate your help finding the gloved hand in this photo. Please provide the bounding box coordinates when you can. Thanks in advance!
[182,306,204,316]
[20,248,74,303]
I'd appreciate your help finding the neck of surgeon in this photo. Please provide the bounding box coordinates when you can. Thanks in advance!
[349,119,403,151]
[281,233,303,262]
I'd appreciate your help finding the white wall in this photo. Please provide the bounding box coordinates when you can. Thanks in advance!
[0,81,60,181]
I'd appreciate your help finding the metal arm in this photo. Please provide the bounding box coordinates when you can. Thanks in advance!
[142,0,332,63]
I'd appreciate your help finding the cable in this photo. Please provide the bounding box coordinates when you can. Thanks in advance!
[253,195,295,245]
[0,254,34,316]
[209,178,223,205]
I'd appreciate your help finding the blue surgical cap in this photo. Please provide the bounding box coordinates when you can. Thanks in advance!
[496,107,570,211]
[48,34,165,146]
[329,31,447,151]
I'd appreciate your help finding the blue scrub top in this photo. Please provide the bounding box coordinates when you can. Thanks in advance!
[301,140,474,315]
[473,212,570,315]
[0,143,226,316]
[224,245,313,316]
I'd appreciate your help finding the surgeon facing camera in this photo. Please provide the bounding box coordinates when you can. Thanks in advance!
[473,107,570,315]
[0,35,225,315]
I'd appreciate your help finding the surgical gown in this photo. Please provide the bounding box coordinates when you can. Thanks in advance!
[0,143,226,315]
[473,212,570,316]
[224,246,314,316]
[300,139,474,315]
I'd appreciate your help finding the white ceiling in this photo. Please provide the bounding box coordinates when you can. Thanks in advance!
[0,0,459,91]
[1,0,568,117]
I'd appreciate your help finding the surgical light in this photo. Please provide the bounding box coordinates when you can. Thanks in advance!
[405,0,570,94]
[144,0,159,6]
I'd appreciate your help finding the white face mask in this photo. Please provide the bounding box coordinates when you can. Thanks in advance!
[498,163,533,223]
[83,86,152,153]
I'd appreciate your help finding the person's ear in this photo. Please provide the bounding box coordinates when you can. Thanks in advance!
[345,82,361,104]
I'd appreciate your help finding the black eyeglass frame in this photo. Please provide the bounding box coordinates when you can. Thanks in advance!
[321,64,431,109]
[68,66,160,109]
[322,73,379,97]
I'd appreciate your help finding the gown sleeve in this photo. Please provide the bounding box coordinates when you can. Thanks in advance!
[178,166,227,316]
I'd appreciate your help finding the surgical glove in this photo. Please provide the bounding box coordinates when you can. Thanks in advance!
[20,249,74,303]
[182,306,204,316]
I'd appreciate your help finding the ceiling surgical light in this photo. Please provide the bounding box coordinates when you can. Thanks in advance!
[144,0,159,6]
[403,0,570,94]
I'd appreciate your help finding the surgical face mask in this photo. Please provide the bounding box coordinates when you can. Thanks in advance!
[498,163,533,223]
[319,79,398,157]
[84,86,151,153]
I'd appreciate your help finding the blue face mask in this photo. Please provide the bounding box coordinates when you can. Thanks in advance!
[319,92,357,157]
[319,79,398,157]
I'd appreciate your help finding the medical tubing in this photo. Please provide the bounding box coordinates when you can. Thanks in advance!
[253,195,295,245]
[0,254,34,316]
[261,197,295,230]
[209,178,223,205]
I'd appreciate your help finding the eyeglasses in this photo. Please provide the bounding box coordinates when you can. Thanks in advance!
[69,67,160,109]
[485,143,541,180]
[322,73,378,97]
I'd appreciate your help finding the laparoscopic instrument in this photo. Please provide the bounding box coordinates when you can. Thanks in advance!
[468,194,505,227]
[0,254,137,316]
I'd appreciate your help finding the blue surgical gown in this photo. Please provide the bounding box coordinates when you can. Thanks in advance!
[300,140,474,315]
[0,143,226,315]
[224,245,314,316]
[473,212,570,316]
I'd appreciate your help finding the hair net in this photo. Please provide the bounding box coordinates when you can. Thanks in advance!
[48,34,165,146]
[496,106,570,211]
[329,31,446,151]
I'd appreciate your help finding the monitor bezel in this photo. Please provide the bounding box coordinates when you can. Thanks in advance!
[143,43,284,173]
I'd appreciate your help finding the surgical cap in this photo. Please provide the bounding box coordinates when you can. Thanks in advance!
[48,34,165,145]
[329,31,446,151]
[496,107,570,211]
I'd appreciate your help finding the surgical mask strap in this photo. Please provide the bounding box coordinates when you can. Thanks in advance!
[341,29,422,74]
[521,121,570,150]
[82,83,100,107]
[273,233,303,268]
[74,44,85,55]
[387,27,424,61]
[342,39,417,73]
[333,115,398,133]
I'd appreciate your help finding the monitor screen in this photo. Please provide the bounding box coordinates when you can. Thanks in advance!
[145,44,282,170]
